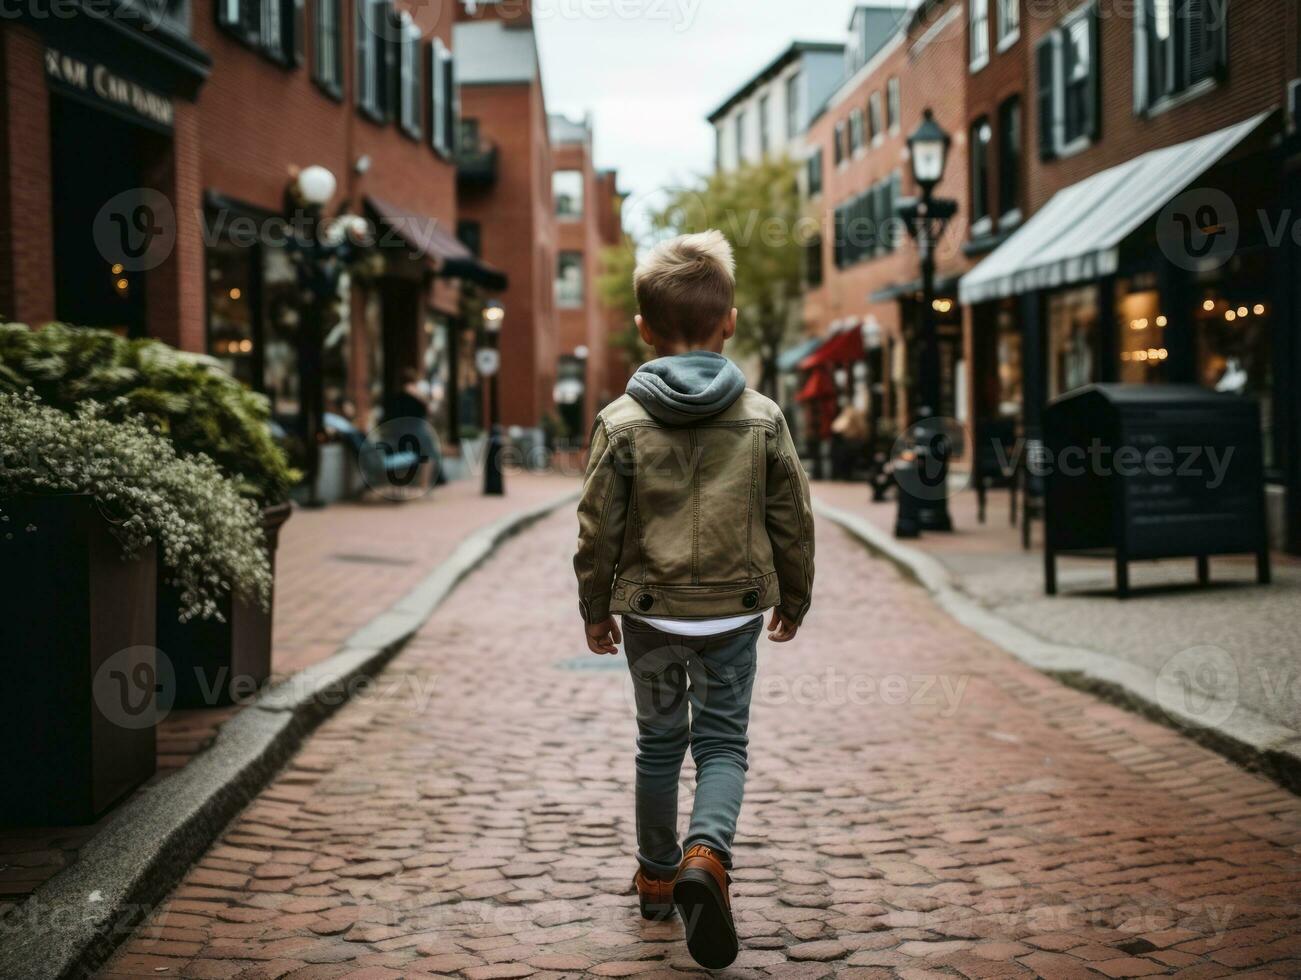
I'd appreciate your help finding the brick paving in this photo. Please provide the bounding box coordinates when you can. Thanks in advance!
[97,506,1301,978]
[0,473,576,919]
[812,482,1301,737]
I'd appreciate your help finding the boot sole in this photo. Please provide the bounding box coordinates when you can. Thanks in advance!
[639,894,676,921]
[673,868,738,969]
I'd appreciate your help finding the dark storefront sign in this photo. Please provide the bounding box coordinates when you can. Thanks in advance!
[44,46,175,131]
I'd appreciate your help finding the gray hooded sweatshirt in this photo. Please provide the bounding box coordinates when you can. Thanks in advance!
[625,351,747,426]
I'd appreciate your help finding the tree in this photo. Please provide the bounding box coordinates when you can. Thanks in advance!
[597,239,651,372]
[652,157,808,398]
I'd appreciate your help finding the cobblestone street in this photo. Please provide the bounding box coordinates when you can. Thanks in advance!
[101,508,1301,979]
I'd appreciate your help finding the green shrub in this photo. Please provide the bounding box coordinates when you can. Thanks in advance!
[0,323,298,503]
[0,390,271,622]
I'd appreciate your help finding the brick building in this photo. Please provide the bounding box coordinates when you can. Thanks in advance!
[800,0,971,443]
[1,0,509,466]
[958,0,1301,550]
[550,112,624,438]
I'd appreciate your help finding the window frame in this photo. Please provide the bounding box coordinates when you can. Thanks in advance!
[1132,0,1228,115]
[807,147,823,199]
[312,0,343,97]
[553,169,584,220]
[969,0,990,71]
[849,107,864,154]
[886,77,900,134]
[218,0,303,66]
[997,95,1022,222]
[555,250,585,309]
[868,91,884,146]
[833,121,846,166]
[785,71,801,141]
[996,0,1020,52]
[758,92,771,155]
[397,11,422,139]
[1035,1,1099,160]
[356,0,395,124]
[430,37,457,157]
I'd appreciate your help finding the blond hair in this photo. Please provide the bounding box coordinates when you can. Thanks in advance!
[633,230,736,344]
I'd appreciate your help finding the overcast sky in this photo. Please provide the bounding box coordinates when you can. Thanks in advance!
[534,0,859,208]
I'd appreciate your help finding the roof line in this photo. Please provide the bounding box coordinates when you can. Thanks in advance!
[706,40,846,123]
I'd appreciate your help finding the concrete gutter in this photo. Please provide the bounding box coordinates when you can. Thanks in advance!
[0,491,578,980]
[816,501,1301,795]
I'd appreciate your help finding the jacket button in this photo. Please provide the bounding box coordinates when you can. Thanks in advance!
[742,591,759,609]
[636,593,654,612]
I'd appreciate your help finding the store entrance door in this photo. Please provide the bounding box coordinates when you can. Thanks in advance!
[49,95,166,338]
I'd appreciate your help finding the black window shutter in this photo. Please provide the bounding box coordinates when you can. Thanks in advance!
[355,0,369,108]
[1186,0,1228,84]
[1036,35,1057,160]
[382,3,397,120]
[1085,4,1101,142]
[443,51,456,153]
[288,0,305,65]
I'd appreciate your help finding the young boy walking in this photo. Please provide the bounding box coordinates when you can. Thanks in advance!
[573,230,816,969]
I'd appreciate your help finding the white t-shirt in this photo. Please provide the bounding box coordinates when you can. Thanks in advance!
[628,611,766,637]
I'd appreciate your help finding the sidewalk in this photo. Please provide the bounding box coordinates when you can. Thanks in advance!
[101,506,1301,979]
[0,473,580,922]
[813,481,1301,760]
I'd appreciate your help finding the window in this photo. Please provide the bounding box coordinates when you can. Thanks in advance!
[785,72,801,140]
[313,0,342,93]
[849,108,864,153]
[1036,3,1099,159]
[734,111,746,165]
[886,77,900,133]
[556,252,584,308]
[807,148,823,198]
[833,172,899,268]
[397,12,422,138]
[554,170,584,219]
[806,235,823,288]
[457,220,481,257]
[431,38,457,155]
[356,0,394,121]
[1134,0,1228,112]
[833,121,846,165]
[996,0,1019,49]
[998,96,1021,218]
[715,126,724,172]
[219,0,304,63]
[759,93,771,155]
[970,117,992,228]
[969,0,990,70]
[868,92,883,144]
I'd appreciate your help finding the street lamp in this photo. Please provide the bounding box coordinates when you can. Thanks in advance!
[479,300,505,496]
[284,165,365,507]
[895,109,958,537]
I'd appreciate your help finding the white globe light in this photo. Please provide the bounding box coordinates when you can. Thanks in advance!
[297,165,337,206]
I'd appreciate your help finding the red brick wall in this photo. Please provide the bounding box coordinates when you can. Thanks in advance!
[966,0,1029,228]
[1024,0,1291,211]
[458,76,557,429]
[803,0,971,424]
[0,27,54,325]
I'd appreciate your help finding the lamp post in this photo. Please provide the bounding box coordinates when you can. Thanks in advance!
[479,300,505,496]
[895,109,958,537]
[283,165,366,508]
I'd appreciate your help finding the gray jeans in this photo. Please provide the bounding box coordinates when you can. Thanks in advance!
[622,615,761,878]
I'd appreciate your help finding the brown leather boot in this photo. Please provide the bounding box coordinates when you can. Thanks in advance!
[633,867,677,921]
[673,844,738,969]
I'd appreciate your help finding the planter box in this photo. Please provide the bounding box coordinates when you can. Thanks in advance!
[0,495,158,825]
[158,502,292,708]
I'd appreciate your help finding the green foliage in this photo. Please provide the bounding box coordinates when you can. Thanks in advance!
[650,157,808,395]
[0,323,298,503]
[0,390,272,622]
[597,242,652,371]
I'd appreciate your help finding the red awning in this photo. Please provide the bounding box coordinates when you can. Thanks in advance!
[799,326,864,370]
[796,368,837,402]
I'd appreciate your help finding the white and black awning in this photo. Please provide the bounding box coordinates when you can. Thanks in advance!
[958,112,1270,306]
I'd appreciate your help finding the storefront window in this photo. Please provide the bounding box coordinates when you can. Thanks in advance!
[995,301,1022,417]
[207,241,256,387]
[261,247,302,423]
[1116,287,1168,384]
[425,312,453,446]
[456,321,482,438]
[1196,287,1274,469]
[1047,285,1098,398]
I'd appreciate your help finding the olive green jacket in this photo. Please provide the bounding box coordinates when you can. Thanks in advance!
[574,390,815,626]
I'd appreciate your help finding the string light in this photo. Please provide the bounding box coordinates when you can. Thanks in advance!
[1225,309,1236,322]
[1253,303,1265,315]
[1202,299,1215,311]
[1156,315,1167,327]
[1236,306,1248,318]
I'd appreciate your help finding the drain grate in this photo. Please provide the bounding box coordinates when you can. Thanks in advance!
[329,553,416,567]
[555,656,626,672]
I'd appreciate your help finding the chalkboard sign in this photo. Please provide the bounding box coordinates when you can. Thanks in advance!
[1042,384,1269,597]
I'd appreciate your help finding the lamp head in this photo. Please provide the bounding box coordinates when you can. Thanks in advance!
[907,109,950,190]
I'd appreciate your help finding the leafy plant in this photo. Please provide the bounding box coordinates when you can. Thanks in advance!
[0,390,272,622]
[0,323,298,503]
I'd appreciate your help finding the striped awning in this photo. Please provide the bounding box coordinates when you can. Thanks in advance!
[958,112,1270,305]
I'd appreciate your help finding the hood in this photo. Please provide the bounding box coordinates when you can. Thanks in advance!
[626,351,747,426]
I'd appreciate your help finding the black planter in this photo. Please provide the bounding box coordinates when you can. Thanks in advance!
[157,501,292,708]
[0,494,158,825]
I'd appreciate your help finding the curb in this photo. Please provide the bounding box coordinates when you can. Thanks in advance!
[0,490,578,980]
[815,500,1301,795]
